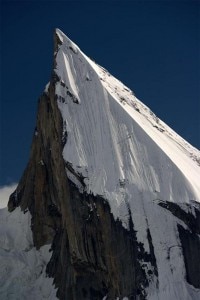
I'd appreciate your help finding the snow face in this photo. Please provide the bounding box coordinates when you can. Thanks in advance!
[54,29,200,299]
[55,29,200,206]
[0,205,58,299]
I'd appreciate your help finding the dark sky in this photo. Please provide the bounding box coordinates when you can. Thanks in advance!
[0,0,199,186]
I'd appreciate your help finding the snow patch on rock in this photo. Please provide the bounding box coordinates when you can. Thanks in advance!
[0,206,58,299]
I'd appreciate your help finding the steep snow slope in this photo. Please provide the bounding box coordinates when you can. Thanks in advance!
[53,29,200,299]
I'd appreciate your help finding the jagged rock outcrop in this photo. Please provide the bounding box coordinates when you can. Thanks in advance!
[7,29,200,300]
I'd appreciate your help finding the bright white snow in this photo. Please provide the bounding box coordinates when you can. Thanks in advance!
[54,29,200,300]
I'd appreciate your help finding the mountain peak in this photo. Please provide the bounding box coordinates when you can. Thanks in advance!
[1,29,200,300]
[54,28,79,54]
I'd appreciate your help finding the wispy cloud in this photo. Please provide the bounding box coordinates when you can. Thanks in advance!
[0,183,18,209]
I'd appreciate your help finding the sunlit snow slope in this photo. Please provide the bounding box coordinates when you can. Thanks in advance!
[54,29,200,300]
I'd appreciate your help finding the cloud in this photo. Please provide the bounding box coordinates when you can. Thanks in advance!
[0,183,18,209]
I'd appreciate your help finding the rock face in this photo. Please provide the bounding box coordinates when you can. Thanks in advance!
[7,29,200,300]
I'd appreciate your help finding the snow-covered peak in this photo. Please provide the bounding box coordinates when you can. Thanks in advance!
[1,29,199,300]
[55,28,79,54]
